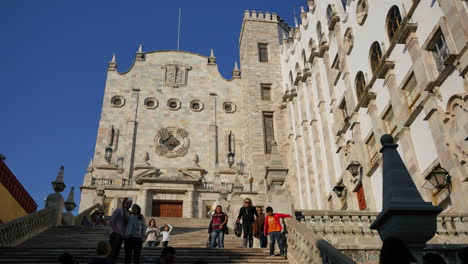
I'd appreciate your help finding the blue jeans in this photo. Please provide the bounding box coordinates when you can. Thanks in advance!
[210,230,225,248]
[269,231,284,255]
[146,241,159,247]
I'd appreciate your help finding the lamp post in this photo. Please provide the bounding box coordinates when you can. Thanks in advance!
[370,134,442,250]
[422,165,451,191]
[227,152,235,168]
[105,146,113,164]
[346,161,361,177]
[332,182,347,198]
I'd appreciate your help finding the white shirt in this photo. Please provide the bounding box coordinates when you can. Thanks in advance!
[146,227,160,242]
[160,225,173,242]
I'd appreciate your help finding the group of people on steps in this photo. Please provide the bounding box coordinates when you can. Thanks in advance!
[208,197,293,257]
[99,196,291,263]
[108,198,173,264]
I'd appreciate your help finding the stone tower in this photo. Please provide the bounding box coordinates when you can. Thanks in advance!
[239,11,290,196]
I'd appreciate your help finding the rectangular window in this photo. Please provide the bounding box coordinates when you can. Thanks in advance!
[366,134,378,165]
[382,107,397,135]
[339,100,349,121]
[263,112,275,154]
[261,84,272,101]
[258,43,269,62]
[403,73,420,114]
[430,30,450,72]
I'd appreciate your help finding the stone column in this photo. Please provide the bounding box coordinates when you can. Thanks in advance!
[140,189,149,217]
[185,190,194,218]
[296,85,314,209]
[288,99,305,209]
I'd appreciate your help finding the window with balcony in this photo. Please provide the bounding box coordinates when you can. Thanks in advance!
[403,73,420,114]
[317,22,323,44]
[370,42,383,74]
[382,107,397,135]
[339,99,349,122]
[355,71,366,101]
[386,6,402,42]
[366,133,378,165]
[429,30,450,72]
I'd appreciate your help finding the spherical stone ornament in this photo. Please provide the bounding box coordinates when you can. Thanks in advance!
[380,134,394,145]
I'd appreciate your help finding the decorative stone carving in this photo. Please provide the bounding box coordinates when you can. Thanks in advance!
[154,127,190,158]
[193,154,200,167]
[161,64,192,88]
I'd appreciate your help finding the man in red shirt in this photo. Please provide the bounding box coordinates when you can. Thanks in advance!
[263,206,293,257]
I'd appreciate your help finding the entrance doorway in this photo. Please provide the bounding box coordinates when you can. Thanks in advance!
[152,200,183,217]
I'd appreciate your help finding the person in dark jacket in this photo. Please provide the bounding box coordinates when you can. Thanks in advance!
[254,206,267,248]
[236,198,258,248]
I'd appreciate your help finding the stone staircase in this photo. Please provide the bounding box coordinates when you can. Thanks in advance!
[0,217,289,264]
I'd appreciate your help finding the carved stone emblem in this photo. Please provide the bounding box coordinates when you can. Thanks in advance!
[154,127,190,158]
[161,64,192,88]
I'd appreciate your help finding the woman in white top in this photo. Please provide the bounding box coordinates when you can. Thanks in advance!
[159,224,173,248]
[145,219,160,247]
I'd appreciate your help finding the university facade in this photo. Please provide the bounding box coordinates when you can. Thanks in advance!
[79,0,468,218]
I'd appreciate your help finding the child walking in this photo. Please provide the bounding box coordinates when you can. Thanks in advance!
[159,224,173,248]
[263,206,292,257]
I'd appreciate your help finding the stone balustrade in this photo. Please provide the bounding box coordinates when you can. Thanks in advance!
[74,203,101,226]
[297,210,468,248]
[0,208,57,247]
[284,218,357,264]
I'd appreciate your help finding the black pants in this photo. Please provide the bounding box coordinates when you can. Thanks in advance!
[243,221,254,247]
[124,237,142,264]
[109,232,123,264]
[162,241,169,248]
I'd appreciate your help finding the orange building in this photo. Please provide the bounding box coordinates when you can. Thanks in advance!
[0,155,37,224]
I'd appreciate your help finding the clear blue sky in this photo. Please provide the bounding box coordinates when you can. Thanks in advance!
[0,0,302,212]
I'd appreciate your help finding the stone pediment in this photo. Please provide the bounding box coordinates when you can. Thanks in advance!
[134,168,202,185]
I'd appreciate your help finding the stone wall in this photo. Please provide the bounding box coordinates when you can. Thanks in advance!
[280,0,468,213]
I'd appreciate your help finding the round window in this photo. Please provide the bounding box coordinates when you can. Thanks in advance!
[223,102,235,113]
[167,99,181,110]
[111,96,125,108]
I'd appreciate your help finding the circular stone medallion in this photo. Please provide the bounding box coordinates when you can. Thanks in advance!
[154,127,190,158]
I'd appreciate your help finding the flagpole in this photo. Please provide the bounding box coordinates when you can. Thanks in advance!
[177,8,181,50]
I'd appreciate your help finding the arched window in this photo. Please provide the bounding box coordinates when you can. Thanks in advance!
[326,5,333,25]
[302,50,307,68]
[386,6,402,41]
[289,72,294,88]
[355,71,366,100]
[369,42,382,74]
[356,0,369,25]
[317,22,323,43]
[343,28,354,55]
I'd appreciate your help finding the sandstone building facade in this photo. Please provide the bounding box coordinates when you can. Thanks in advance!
[80,0,468,217]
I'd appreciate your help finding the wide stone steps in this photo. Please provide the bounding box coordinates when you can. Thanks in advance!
[0,217,288,263]
[0,248,288,264]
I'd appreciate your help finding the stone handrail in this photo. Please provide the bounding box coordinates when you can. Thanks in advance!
[284,218,356,264]
[0,208,57,247]
[297,210,468,246]
[74,203,101,226]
